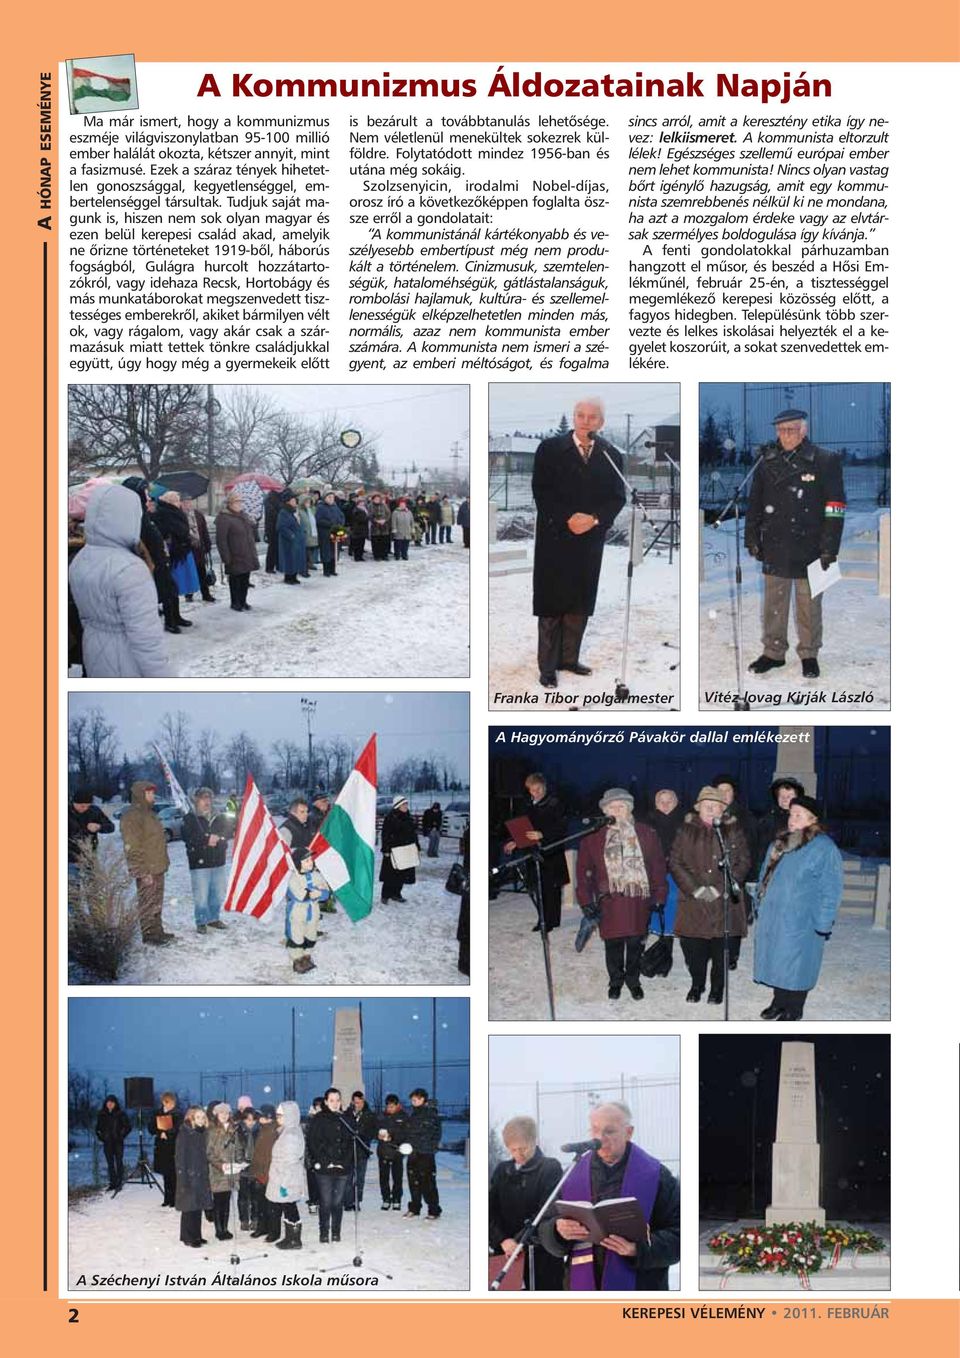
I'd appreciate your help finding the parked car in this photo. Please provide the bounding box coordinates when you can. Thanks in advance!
[156,806,184,841]
[442,800,470,838]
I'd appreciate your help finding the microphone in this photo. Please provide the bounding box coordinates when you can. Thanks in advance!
[560,1137,601,1154]
[581,815,615,828]
[712,816,723,828]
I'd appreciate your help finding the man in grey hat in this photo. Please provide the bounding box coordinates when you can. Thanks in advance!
[744,409,846,680]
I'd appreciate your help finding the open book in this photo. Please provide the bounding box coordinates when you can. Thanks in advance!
[554,1196,649,1245]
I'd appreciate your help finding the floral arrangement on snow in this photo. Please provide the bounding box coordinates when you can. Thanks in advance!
[707,1222,887,1286]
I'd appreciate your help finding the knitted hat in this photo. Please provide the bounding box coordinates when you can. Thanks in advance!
[392,795,409,809]
[212,1102,231,1120]
[599,787,634,812]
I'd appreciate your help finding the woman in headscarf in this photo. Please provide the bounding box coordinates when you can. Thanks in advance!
[752,795,843,1020]
[153,489,202,606]
[576,788,668,1001]
[670,786,751,1004]
[277,489,307,584]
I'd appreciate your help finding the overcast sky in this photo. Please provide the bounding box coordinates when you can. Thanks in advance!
[69,997,469,1077]
[70,691,469,774]
[488,382,679,437]
[488,1035,678,1126]
[240,384,469,476]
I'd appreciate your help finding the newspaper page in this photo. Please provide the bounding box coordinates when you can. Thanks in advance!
[7,1,960,1351]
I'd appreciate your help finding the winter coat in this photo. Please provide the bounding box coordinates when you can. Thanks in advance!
[182,810,232,870]
[670,812,751,939]
[379,808,420,884]
[207,1119,243,1192]
[377,1105,409,1162]
[306,1105,351,1174]
[668,809,749,939]
[406,1099,441,1154]
[69,484,170,678]
[264,491,283,544]
[489,1148,566,1288]
[532,432,626,617]
[343,1102,379,1150]
[67,802,116,863]
[391,507,415,540]
[150,1106,179,1172]
[300,503,319,547]
[279,814,313,854]
[236,1120,259,1178]
[745,438,846,579]
[315,501,345,563]
[95,1101,131,1147]
[250,1120,278,1185]
[426,498,442,525]
[153,500,195,567]
[457,500,470,528]
[576,820,668,940]
[645,805,685,858]
[421,806,443,835]
[440,500,455,526]
[120,781,170,878]
[277,505,307,575]
[506,795,570,890]
[175,1125,213,1212]
[369,500,392,537]
[186,506,212,556]
[349,504,369,544]
[215,507,260,575]
[266,1102,307,1204]
[753,828,844,991]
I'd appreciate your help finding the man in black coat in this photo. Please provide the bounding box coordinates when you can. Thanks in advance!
[531,399,626,686]
[307,791,331,838]
[503,773,569,933]
[376,1095,409,1210]
[342,1090,379,1211]
[405,1088,442,1219]
[263,490,283,573]
[182,787,233,934]
[67,790,115,864]
[95,1094,132,1192]
[122,477,189,634]
[538,1101,680,1290]
[745,409,846,680]
[489,1116,565,1290]
[279,798,313,854]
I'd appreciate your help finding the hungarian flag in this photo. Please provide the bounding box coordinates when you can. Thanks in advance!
[309,734,376,922]
[72,67,132,103]
[223,775,292,920]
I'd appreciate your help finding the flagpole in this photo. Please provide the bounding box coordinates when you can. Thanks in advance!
[66,60,76,116]
[291,1006,297,1109]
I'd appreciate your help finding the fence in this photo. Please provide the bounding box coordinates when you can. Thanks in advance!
[699,462,890,515]
[490,464,677,513]
[490,1075,680,1180]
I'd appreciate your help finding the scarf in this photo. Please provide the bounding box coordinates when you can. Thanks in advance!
[756,824,823,898]
[602,820,650,897]
[564,1144,662,1291]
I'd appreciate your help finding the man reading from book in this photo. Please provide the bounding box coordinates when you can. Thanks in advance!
[539,1101,680,1290]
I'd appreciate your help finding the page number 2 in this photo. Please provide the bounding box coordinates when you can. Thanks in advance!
[67,1309,79,1323]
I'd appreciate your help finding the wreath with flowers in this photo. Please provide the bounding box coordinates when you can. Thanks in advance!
[707,1222,887,1287]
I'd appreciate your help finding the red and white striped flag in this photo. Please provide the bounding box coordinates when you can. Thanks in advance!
[222,774,292,920]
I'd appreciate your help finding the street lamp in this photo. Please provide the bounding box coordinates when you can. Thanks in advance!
[301,698,317,791]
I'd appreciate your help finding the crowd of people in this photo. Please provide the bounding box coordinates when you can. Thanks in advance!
[69,784,470,978]
[67,479,470,677]
[496,771,845,1019]
[92,1086,445,1250]
[489,1102,680,1291]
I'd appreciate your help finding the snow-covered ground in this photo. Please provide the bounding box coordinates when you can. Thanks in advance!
[165,542,469,678]
[67,1152,469,1293]
[699,514,890,710]
[488,891,889,1021]
[70,841,467,987]
[489,542,680,711]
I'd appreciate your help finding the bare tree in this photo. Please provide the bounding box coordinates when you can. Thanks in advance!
[266,412,316,485]
[194,727,223,791]
[155,711,194,788]
[68,707,118,794]
[271,739,304,790]
[219,388,280,474]
[224,732,265,787]
[68,384,207,480]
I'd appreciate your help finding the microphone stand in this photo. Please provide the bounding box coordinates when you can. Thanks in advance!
[704,454,764,712]
[713,821,741,1023]
[640,442,681,565]
[595,441,649,703]
[314,1115,393,1280]
[490,1146,593,1291]
[491,820,611,1021]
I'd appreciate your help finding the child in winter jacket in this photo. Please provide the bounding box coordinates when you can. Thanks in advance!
[285,846,334,975]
